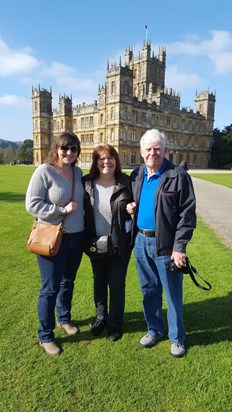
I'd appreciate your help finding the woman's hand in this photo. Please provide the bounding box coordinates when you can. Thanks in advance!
[126,202,136,215]
[65,201,78,214]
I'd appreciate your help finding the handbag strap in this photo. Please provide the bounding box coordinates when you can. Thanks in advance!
[186,258,212,291]
[70,167,76,200]
[62,167,76,225]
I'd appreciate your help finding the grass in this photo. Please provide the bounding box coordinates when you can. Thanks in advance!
[190,173,232,189]
[0,165,232,412]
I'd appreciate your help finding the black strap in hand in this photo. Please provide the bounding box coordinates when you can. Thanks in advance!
[185,258,212,291]
[170,257,212,291]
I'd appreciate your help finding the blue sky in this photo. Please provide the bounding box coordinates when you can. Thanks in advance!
[0,0,231,141]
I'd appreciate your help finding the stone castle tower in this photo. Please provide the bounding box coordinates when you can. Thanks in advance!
[32,39,216,168]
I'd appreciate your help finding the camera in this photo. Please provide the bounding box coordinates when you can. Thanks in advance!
[169,259,189,274]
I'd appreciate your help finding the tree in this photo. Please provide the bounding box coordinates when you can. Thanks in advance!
[0,150,4,164]
[17,139,33,164]
[4,146,17,164]
[209,125,232,169]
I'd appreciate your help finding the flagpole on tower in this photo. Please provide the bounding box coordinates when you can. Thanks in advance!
[145,24,148,43]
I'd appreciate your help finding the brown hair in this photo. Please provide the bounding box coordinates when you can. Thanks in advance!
[45,131,81,167]
[89,144,123,179]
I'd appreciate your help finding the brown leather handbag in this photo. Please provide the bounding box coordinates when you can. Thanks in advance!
[27,220,64,257]
[27,168,75,257]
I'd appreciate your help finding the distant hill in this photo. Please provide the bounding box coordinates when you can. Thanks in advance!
[0,139,22,149]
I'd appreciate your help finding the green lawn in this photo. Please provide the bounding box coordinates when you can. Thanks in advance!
[190,173,232,189]
[0,165,231,412]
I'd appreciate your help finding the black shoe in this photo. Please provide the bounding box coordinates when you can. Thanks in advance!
[108,329,122,342]
[90,319,106,336]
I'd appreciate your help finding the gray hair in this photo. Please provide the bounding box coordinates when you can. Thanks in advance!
[140,129,168,149]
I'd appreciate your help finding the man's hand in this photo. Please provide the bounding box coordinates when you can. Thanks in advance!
[171,251,186,269]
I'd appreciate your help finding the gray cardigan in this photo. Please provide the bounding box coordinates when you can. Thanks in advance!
[26,164,84,233]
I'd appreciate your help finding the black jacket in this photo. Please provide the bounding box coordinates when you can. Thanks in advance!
[131,160,196,256]
[82,173,133,259]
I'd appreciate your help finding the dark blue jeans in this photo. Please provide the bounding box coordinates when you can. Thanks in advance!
[90,252,131,331]
[36,232,84,342]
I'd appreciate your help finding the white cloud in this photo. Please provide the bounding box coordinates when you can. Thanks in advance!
[57,75,97,93]
[40,61,76,77]
[17,60,100,101]
[167,30,232,75]
[166,66,202,91]
[0,94,30,110]
[0,37,40,76]
[208,31,232,73]
[39,62,100,95]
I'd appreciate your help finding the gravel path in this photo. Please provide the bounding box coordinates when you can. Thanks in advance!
[191,176,232,249]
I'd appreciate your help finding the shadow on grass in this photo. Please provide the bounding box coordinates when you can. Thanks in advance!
[184,291,232,347]
[0,192,26,202]
[57,292,232,347]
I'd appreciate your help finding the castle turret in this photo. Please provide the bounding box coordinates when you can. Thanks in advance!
[195,90,216,133]
[53,95,73,138]
[32,86,52,165]
[124,46,133,67]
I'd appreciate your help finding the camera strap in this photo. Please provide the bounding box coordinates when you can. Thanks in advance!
[186,259,212,291]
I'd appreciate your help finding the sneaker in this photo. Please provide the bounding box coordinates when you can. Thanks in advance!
[108,329,122,342]
[90,319,106,336]
[56,321,80,336]
[170,343,186,358]
[140,334,162,348]
[39,341,61,356]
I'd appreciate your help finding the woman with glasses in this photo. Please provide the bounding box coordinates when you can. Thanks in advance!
[82,145,132,342]
[26,131,84,356]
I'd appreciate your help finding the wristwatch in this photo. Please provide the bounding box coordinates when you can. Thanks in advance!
[59,207,68,216]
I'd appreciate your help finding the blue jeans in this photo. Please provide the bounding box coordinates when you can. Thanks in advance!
[36,232,84,342]
[90,252,131,331]
[134,232,185,344]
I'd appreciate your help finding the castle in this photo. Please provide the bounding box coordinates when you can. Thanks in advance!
[32,39,216,168]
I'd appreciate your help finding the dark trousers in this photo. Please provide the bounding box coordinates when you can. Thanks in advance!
[90,252,130,331]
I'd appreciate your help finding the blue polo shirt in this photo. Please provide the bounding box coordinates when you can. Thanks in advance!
[137,159,166,230]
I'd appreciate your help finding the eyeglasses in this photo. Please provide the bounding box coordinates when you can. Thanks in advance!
[60,145,79,153]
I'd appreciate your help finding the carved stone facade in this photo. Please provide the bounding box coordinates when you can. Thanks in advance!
[32,40,216,168]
